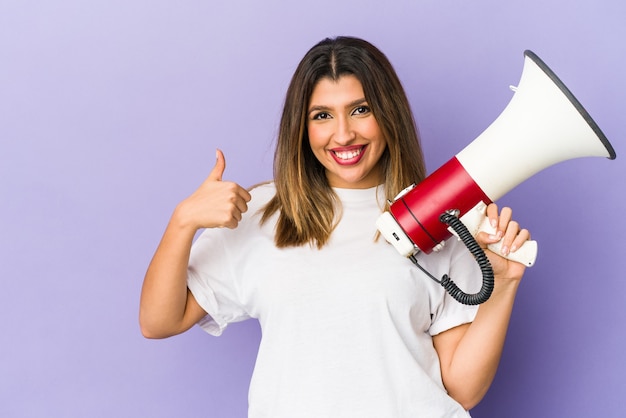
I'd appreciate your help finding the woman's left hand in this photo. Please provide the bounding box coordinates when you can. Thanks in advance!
[476,203,531,281]
[435,203,530,409]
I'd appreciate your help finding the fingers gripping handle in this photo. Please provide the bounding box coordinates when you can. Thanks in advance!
[480,217,537,267]
[456,202,537,267]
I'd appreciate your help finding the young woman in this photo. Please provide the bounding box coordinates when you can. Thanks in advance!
[140,36,529,417]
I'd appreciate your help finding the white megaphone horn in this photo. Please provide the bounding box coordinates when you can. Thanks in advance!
[376,50,616,304]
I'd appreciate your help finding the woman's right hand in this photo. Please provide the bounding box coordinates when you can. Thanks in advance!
[139,149,251,338]
[176,149,252,231]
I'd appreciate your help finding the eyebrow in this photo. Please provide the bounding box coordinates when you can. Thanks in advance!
[307,98,368,117]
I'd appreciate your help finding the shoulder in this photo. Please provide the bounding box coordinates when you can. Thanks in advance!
[248,180,275,196]
[248,180,276,193]
[247,181,276,211]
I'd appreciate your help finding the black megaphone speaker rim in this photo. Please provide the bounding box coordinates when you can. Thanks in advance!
[524,50,616,160]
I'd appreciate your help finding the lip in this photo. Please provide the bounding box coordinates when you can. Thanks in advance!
[329,144,368,166]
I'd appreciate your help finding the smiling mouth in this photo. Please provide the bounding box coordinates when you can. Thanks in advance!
[331,145,367,164]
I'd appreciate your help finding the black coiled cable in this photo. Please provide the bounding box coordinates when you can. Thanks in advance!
[409,211,494,305]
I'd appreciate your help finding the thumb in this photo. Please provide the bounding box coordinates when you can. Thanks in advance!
[208,149,226,181]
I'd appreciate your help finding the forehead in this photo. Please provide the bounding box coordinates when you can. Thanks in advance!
[308,75,365,107]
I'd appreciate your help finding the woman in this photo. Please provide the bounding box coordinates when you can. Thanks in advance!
[140,36,529,417]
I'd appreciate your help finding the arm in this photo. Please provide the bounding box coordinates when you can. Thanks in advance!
[139,150,251,339]
[433,203,528,410]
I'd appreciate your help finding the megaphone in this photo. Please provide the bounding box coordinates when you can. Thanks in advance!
[376,50,616,304]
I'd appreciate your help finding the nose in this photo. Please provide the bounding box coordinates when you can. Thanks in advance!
[333,115,356,145]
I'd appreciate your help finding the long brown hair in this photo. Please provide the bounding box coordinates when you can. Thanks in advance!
[261,36,426,248]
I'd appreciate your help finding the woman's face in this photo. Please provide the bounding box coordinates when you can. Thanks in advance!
[307,75,387,189]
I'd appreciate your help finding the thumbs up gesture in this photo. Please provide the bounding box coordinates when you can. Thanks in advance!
[177,149,252,230]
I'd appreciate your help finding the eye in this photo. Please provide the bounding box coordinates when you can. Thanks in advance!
[352,105,371,116]
[311,111,332,120]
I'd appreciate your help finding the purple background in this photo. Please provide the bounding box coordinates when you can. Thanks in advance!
[1,1,624,417]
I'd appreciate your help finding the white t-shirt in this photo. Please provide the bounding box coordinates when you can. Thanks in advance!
[187,183,480,417]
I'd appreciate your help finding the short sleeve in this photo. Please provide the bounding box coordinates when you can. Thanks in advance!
[187,228,251,336]
[425,238,481,336]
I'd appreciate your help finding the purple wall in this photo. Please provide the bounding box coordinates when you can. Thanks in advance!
[1,1,624,417]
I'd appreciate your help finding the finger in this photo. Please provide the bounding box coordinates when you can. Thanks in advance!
[497,207,513,236]
[485,203,499,231]
[220,182,251,212]
[475,230,497,249]
[232,193,250,214]
[208,149,226,181]
[500,220,519,255]
[510,228,531,253]
[223,218,240,229]
[225,202,247,229]
[215,204,242,230]
[236,186,252,203]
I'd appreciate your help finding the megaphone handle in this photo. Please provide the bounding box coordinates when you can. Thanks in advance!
[477,213,538,267]
[455,202,537,267]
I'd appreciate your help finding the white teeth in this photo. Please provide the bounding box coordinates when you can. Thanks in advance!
[334,148,362,160]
